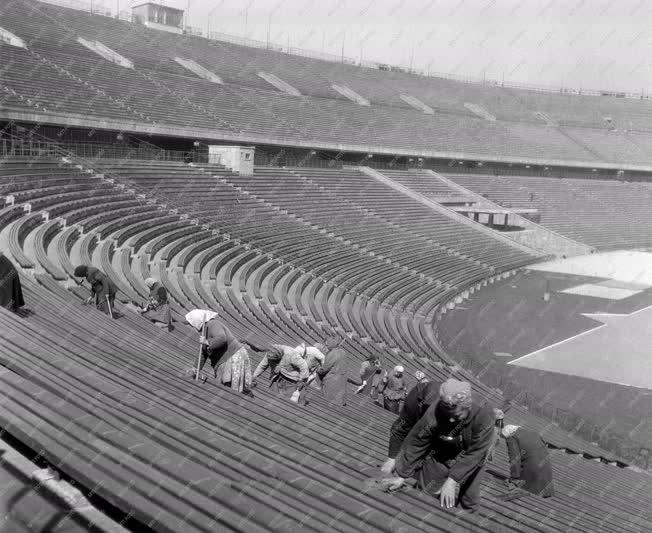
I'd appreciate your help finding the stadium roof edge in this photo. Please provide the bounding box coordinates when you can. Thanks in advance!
[4,108,652,173]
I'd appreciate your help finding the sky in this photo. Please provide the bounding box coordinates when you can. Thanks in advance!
[109,0,650,93]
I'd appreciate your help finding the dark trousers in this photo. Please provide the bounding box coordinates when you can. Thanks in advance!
[418,456,484,512]
[383,397,402,414]
[388,416,412,457]
[96,293,116,316]
[272,375,307,405]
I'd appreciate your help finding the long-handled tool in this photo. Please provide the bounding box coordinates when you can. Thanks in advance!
[195,312,207,381]
[105,294,114,319]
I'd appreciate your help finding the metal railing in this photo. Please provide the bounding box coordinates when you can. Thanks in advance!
[37,0,111,16]
[0,139,207,163]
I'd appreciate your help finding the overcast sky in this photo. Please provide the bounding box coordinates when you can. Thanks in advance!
[112,0,652,93]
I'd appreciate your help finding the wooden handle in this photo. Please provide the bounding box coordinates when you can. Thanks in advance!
[195,313,207,381]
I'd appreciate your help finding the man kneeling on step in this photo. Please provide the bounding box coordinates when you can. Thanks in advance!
[380,379,495,513]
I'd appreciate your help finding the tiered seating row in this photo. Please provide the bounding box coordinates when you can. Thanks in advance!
[7,0,652,135]
[448,173,652,249]
[4,0,652,163]
[0,157,629,467]
[1,275,650,533]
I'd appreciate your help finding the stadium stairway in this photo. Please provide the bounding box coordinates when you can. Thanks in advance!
[379,168,593,258]
[446,173,652,250]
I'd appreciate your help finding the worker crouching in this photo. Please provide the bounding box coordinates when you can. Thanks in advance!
[252,345,309,404]
[381,379,495,513]
[496,412,555,498]
[73,265,117,317]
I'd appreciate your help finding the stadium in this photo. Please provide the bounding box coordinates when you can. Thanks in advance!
[0,0,651,531]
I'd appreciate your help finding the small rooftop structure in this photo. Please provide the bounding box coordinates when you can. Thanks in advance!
[132,2,184,34]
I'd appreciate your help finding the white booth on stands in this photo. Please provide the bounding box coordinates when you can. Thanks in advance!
[208,145,255,176]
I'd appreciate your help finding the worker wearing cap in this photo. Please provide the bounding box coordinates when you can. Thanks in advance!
[380,377,440,474]
[381,379,495,513]
[379,365,407,414]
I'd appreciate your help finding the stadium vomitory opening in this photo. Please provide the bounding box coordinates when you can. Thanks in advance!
[0,0,651,531]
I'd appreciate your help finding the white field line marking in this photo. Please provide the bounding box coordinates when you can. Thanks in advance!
[507,323,607,365]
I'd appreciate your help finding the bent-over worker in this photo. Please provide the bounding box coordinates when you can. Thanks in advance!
[252,344,309,404]
[0,253,25,311]
[380,380,440,474]
[140,277,172,329]
[381,379,495,513]
[497,416,555,498]
[185,309,253,394]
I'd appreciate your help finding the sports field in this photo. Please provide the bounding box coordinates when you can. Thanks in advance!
[438,251,652,451]
[513,252,652,390]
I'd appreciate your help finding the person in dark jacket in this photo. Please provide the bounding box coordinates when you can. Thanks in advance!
[379,365,407,414]
[315,336,348,406]
[498,421,555,498]
[0,253,25,311]
[73,264,117,316]
[139,277,171,329]
[380,379,495,513]
[185,309,252,394]
[380,379,440,474]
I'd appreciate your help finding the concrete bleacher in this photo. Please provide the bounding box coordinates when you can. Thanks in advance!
[20,0,652,136]
[1,267,651,532]
[2,156,651,530]
[0,156,634,457]
[2,0,652,166]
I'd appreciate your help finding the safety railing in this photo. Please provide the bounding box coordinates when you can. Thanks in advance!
[0,139,207,163]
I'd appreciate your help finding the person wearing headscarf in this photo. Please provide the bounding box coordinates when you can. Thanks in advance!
[379,365,407,414]
[139,277,171,329]
[252,344,309,403]
[380,379,440,474]
[73,264,117,316]
[381,379,495,513]
[486,408,504,463]
[0,253,25,311]
[314,335,348,406]
[185,309,252,394]
[496,416,555,498]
